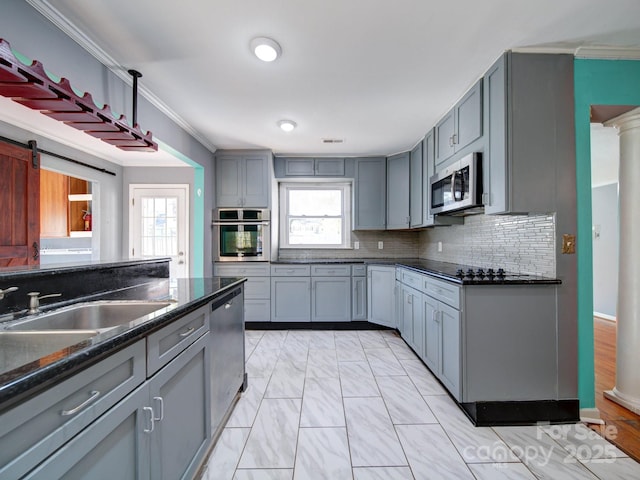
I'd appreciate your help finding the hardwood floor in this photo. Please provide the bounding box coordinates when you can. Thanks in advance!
[590,317,640,462]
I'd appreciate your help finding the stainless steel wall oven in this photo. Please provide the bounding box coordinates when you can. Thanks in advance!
[212,208,270,262]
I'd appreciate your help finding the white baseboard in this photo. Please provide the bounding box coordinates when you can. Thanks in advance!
[594,312,616,322]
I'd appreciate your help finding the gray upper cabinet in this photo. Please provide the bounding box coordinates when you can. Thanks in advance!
[435,79,483,167]
[215,151,270,207]
[386,152,410,230]
[282,157,345,176]
[353,157,386,230]
[422,130,436,226]
[409,141,424,228]
[483,52,574,215]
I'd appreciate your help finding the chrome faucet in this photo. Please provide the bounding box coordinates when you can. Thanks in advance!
[0,286,18,300]
[27,292,62,314]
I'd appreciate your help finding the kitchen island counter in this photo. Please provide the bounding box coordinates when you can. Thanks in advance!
[0,276,245,412]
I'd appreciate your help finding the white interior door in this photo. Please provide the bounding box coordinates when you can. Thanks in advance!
[129,185,189,278]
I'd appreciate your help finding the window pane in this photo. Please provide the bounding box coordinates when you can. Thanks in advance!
[289,190,342,216]
[288,217,342,245]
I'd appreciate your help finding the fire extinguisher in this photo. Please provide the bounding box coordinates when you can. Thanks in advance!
[82,210,92,231]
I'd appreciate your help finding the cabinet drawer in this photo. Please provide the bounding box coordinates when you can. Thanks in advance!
[214,263,270,277]
[245,299,271,322]
[244,277,270,299]
[400,268,424,291]
[147,304,209,376]
[424,277,460,310]
[310,265,351,276]
[352,265,367,277]
[0,340,146,480]
[270,265,310,276]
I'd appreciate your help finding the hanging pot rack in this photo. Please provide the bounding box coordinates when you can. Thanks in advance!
[0,38,157,152]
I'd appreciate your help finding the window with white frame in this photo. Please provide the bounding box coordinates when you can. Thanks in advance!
[279,182,351,248]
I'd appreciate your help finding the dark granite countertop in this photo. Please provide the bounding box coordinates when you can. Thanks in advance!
[0,276,245,412]
[273,258,561,285]
[0,257,171,280]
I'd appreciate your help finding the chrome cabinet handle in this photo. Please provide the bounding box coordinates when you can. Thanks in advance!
[143,406,155,433]
[435,311,441,323]
[61,390,100,416]
[449,136,454,147]
[179,326,195,337]
[153,396,164,421]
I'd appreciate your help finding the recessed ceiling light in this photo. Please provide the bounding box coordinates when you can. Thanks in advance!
[278,120,297,132]
[250,37,282,62]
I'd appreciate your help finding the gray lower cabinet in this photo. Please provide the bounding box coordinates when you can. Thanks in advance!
[311,277,351,322]
[353,157,386,230]
[214,263,270,322]
[23,332,211,480]
[386,152,410,230]
[351,275,367,321]
[271,276,311,322]
[400,283,423,358]
[422,295,461,400]
[483,52,574,214]
[23,383,151,480]
[396,267,461,400]
[0,341,146,480]
[367,265,395,328]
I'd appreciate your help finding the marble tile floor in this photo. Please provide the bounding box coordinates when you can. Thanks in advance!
[200,329,640,480]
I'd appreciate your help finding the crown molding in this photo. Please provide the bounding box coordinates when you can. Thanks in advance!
[26,0,218,153]
[575,46,640,60]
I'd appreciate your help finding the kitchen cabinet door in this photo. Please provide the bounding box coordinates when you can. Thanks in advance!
[422,294,440,373]
[271,277,311,322]
[311,277,351,322]
[215,155,243,207]
[367,266,395,328]
[150,332,211,480]
[386,152,410,230]
[215,152,270,207]
[439,302,461,401]
[401,285,423,358]
[23,384,151,480]
[243,154,270,207]
[353,157,386,230]
[315,158,345,176]
[284,157,315,176]
[352,276,367,321]
[483,52,573,215]
[409,141,424,228]
[434,80,483,168]
[435,110,456,166]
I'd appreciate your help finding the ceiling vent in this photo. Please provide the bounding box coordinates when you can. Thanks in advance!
[322,138,344,144]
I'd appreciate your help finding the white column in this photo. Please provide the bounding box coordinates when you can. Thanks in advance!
[604,107,640,414]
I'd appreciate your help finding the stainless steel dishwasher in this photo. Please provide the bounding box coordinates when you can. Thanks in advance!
[210,286,246,438]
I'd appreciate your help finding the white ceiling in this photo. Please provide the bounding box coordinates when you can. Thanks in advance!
[15,0,640,160]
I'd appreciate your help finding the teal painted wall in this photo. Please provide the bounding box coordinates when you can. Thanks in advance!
[574,58,640,409]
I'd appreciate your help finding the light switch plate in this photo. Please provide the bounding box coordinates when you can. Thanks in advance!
[378,241,383,250]
[354,241,360,250]
[562,234,576,254]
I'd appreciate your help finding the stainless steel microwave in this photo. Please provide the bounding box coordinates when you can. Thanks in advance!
[212,208,271,261]
[430,152,483,215]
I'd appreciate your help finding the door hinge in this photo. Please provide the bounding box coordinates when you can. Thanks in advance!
[132,198,135,206]
[132,248,135,256]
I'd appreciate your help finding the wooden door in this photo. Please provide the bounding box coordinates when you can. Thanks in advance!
[0,141,40,267]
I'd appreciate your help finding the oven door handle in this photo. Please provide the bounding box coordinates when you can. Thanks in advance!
[212,221,270,226]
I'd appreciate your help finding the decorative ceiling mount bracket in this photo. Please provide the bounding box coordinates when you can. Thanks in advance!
[0,38,157,152]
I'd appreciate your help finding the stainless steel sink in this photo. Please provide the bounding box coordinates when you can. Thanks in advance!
[4,301,172,331]
[0,330,99,375]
